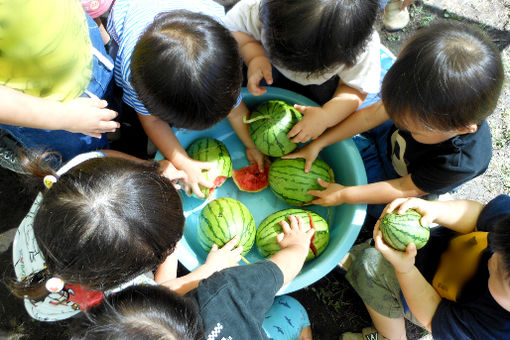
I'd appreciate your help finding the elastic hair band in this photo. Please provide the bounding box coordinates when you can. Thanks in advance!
[45,277,65,293]
[43,175,57,189]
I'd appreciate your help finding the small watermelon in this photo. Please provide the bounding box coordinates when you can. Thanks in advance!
[379,209,430,251]
[186,138,232,199]
[198,198,256,256]
[245,100,302,157]
[256,208,329,261]
[232,163,270,193]
[269,158,334,206]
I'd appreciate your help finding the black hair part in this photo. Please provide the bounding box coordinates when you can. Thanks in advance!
[382,22,504,130]
[260,0,378,74]
[9,156,184,299]
[131,10,242,130]
[71,285,204,340]
[491,214,510,279]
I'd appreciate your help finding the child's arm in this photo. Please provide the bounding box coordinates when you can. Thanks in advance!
[284,101,388,172]
[138,113,214,198]
[383,197,484,234]
[156,236,243,295]
[269,215,315,285]
[227,101,267,172]
[288,81,367,143]
[308,175,426,207]
[233,31,273,96]
[373,221,440,332]
[0,85,119,138]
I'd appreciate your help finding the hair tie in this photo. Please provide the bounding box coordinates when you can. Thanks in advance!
[45,277,65,293]
[43,175,57,189]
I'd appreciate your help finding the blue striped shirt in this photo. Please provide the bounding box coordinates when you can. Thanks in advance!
[107,0,229,115]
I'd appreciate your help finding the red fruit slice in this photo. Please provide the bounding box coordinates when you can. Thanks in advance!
[232,164,270,193]
[208,176,228,196]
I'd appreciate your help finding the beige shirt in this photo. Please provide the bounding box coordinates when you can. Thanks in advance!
[224,0,382,93]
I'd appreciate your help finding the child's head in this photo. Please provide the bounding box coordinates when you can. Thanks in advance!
[489,214,510,309]
[382,22,504,135]
[10,156,184,300]
[259,0,378,74]
[71,285,203,340]
[131,10,242,130]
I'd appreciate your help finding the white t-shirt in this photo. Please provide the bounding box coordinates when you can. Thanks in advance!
[224,0,381,93]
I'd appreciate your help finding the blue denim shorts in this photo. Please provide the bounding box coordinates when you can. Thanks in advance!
[0,14,113,162]
[353,120,400,217]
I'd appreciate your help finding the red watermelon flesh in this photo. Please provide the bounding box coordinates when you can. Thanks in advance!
[232,164,270,192]
[208,176,228,196]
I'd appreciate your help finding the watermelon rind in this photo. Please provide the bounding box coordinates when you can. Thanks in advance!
[247,100,302,157]
[268,158,334,206]
[256,208,329,261]
[198,198,256,256]
[186,138,232,199]
[379,209,430,251]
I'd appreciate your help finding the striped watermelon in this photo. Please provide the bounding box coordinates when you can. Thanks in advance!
[379,209,430,251]
[186,138,232,199]
[198,198,255,256]
[245,100,302,157]
[269,158,334,206]
[256,208,329,261]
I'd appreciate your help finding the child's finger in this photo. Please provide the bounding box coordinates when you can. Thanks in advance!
[293,104,307,114]
[286,215,298,230]
[191,183,205,198]
[317,178,330,188]
[279,219,291,234]
[287,122,302,138]
[293,214,305,231]
[276,232,285,243]
[406,243,417,257]
[306,228,315,240]
[222,235,240,250]
[211,244,219,251]
[262,67,273,85]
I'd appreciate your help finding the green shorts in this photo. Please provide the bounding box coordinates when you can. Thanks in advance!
[346,247,423,326]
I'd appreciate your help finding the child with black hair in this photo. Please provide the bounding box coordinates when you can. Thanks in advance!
[224,0,381,143]
[341,195,510,339]
[71,215,314,340]
[108,0,266,197]
[285,22,504,217]
[9,150,239,321]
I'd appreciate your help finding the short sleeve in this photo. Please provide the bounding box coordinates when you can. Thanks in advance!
[336,31,382,94]
[224,0,263,40]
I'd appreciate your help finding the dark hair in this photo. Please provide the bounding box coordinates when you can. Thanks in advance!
[259,0,378,74]
[131,10,242,130]
[71,285,204,340]
[382,22,504,130]
[491,214,510,279]
[9,155,184,300]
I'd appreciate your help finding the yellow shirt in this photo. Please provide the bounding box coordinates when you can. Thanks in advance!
[0,0,92,101]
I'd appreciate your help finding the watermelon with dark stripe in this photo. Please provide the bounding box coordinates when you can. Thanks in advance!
[379,209,430,251]
[269,158,334,205]
[198,198,255,256]
[256,208,329,261]
[245,100,302,157]
[186,138,232,199]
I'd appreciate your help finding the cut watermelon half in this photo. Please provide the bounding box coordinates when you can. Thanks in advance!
[232,164,270,193]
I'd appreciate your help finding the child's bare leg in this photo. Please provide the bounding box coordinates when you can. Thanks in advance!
[299,325,312,340]
[365,303,406,340]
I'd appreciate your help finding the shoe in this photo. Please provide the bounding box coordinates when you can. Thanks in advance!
[383,1,410,31]
[341,327,387,340]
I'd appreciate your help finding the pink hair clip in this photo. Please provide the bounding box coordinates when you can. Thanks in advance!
[45,277,65,293]
[43,175,57,189]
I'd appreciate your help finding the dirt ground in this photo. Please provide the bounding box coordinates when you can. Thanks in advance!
[0,1,509,339]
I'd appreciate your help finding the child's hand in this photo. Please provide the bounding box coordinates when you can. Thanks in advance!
[63,97,120,138]
[277,215,315,254]
[282,142,322,173]
[308,178,345,206]
[246,147,268,173]
[373,219,417,274]
[158,160,188,190]
[384,197,437,227]
[247,55,273,96]
[204,235,243,272]
[178,158,215,198]
[287,105,329,143]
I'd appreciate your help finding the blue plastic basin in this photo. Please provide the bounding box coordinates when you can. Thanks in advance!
[156,87,368,294]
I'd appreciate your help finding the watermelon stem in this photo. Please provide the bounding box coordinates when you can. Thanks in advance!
[240,255,251,265]
[243,115,271,124]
